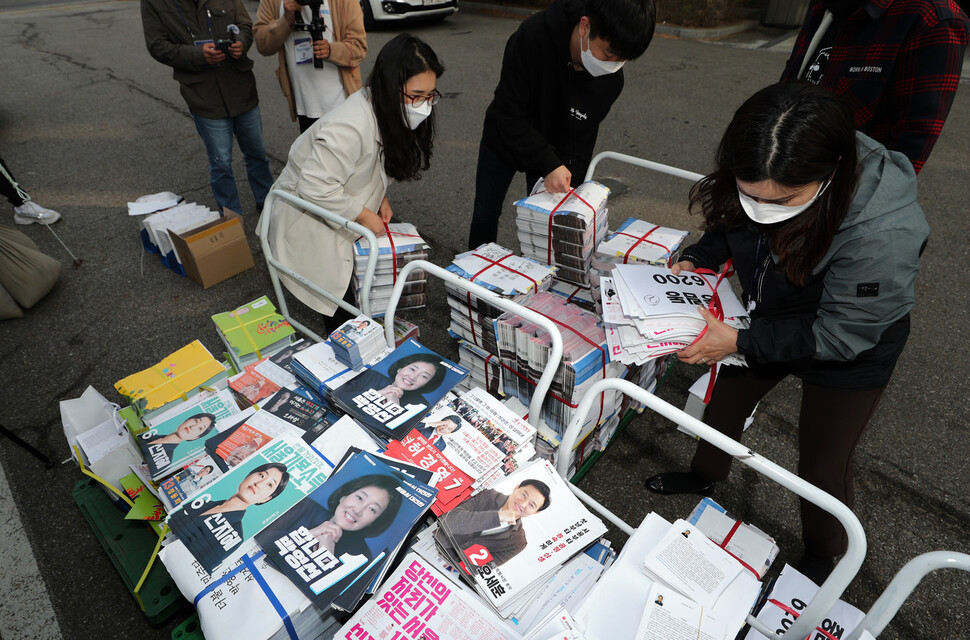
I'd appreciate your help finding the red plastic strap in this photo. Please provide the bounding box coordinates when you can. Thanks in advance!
[381,219,398,285]
[767,599,838,640]
[717,519,761,578]
[465,292,478,346]
[565,287,580,303]
[614,226,670,264]
[496,358,579,408]
[470,252,539,290]
[542,188,597,264]
[686,259,734,404]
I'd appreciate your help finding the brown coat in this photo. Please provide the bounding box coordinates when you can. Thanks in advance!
[253,0,366,121]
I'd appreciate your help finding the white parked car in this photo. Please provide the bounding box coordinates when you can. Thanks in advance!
[359,0,458,28]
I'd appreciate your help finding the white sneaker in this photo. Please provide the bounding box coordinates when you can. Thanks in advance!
[13,201,61,225]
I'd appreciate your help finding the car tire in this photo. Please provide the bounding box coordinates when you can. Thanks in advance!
[360,0,376,30]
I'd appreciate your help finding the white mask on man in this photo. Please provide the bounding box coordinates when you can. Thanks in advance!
[737,180,831,225]
[405,101,432,130]
[581,31,624,77]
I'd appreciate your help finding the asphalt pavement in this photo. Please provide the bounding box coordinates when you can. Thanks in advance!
[1,2,968,639]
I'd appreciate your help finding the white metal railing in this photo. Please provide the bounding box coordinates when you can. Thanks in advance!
[258,189,381,342]
[584,150,705,184]
[559,377,866,640]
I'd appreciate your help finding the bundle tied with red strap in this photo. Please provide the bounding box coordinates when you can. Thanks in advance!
[493,292,625,445]
[513,180,610,290]
[351,222,429,315]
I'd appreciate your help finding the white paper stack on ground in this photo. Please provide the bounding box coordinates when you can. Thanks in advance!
[327,314,386,369]
[142,201,222,262]
[603,264,749,365]
[433,459,608,622]
[743,564,865,640]
[353,222,429,314]
[688,497,779,579]
[589,217,689,312]
[514,180,610,291]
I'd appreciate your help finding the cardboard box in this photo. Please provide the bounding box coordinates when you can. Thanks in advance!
[171,209,255,288]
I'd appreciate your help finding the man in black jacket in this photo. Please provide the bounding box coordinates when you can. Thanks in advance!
[467,0,655,251]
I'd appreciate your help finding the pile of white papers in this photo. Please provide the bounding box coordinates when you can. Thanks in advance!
[353,222,429,314]
[141,201,221,263]
[434,458,608,621]
[589,217,689,313]
[688,497,779,579]
[290,339,391,402]
[327,314,386,369]
[602,264,749,365]
[514,180,610,290]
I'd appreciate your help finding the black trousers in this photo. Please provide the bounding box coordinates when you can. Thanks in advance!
[690,365,885,557]
[467,140,541,251]
[1,155,27,207]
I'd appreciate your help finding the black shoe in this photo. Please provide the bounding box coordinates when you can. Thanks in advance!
[645,472,716,496]
[795,552,836,585]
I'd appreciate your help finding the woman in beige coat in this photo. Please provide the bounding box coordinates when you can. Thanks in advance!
[253,0,366,132]
[258,34,444,332]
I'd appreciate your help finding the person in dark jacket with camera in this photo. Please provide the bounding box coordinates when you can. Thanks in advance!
[645,82,929,584]
[141,0,274,214]
[466,0,656,251]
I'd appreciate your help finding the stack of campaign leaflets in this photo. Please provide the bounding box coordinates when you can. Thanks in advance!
[328,315,387,369]
[588,217,689,314]
[352,222,429,315]
[328,339,468,443]
[134,389,241,482]
[211,296,296,372]
[384,387,538,516]
[433,458,607,621]
[514,180,610,293]
[600,264,749,366]
[290,339,392,403]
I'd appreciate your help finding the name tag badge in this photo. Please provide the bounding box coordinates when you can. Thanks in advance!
[295,37,313,65]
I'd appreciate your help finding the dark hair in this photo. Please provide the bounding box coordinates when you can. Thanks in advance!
[387,353,448,397]
[367,33,444,182]
[249,462,290,504]
[326,474,404,537]
[518,479,552,512]
[441,415,461,429]
[200,465,214,474]
[586,0,656,60]
[688,81,859,285]
[184,413,217,440]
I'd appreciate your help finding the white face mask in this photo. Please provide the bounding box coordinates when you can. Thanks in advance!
[738,180,831,225]
[581,31,624,77]
[405,101,432,130]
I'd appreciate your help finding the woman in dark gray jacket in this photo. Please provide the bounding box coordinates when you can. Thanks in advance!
[646,82,929,583]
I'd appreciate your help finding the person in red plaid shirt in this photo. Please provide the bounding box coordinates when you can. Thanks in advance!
[780,0,969,173]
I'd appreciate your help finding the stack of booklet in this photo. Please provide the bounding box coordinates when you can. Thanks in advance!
[212,296,296,372]
[384,386,538,516]
[352,222,429,314]
[328,315,387,369]
[290,339,392,403]
[589,218,689,313]
[327,339,469,444]
[494,292,626,440]
[446,243,556,362]
[601,264,749,366]
[433,458,608,622]
[114,340,229,418]
[135,198,219,270]
[514,180,610,291]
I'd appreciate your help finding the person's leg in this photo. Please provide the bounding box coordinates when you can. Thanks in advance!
[689,366,785,481]
[192,113,242,213]
[232,105,274,211]
[298,115,317,133]
[468,139,517,251]
[0,155,27,207]
[797,382,885,558]
[322,281,358,334]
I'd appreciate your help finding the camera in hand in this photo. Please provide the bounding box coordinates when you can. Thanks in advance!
[215,23,240,56]
[293,0,326,69]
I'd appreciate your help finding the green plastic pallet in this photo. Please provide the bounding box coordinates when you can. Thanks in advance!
[172,613,204,640]
[72,478,187,625]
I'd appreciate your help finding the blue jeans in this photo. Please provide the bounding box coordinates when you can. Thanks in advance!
[192,106,273,213]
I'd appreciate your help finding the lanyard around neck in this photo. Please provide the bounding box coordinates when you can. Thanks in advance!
[171,0,215,41]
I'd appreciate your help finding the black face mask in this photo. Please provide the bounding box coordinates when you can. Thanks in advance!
[823,0,866,16]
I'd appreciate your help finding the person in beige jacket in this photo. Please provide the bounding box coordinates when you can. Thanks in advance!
[258,34,444,332]
[254,0,366,132]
